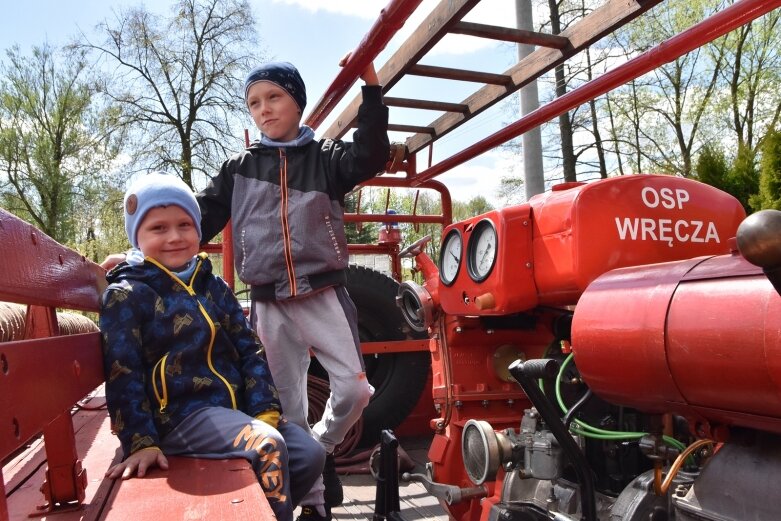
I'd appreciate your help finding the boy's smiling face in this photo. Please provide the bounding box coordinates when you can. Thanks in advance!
[246,81,301,142]
[136,205,199,270]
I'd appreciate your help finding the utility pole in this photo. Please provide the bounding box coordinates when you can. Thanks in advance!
[516,0,545,199]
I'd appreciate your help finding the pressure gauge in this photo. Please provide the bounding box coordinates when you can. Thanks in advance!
[439,229,463,286]
[467,219,497,282]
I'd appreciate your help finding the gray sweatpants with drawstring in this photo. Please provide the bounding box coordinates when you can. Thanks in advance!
[160,406,324,521]
[252,285,374,508]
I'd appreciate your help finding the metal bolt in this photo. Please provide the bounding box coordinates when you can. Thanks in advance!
[455,326,463,333]
[507,399,514,407]
[525,262,532,268]
[481,400,489,408]
[455,400,463,409]
[486,329,494,335]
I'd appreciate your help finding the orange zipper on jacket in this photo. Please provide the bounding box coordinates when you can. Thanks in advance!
[147,254,237,411]
[279,148,297,297]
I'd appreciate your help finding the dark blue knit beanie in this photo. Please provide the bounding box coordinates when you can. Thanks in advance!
[244,61,307,111]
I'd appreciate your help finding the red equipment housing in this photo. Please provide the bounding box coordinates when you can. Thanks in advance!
[572,251,781,436]
[437,175,746,316]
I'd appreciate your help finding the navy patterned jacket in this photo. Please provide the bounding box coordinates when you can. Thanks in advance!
[100,253,280,457]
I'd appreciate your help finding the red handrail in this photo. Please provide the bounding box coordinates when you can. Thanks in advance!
[412,0,781,184]
[305,0,423,130]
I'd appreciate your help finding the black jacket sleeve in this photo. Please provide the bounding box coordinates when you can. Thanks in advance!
[324,85,390,195]
[197,157,237,244]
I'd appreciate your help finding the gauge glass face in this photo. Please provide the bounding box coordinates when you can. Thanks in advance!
[439,230,462,286]
[467,220,497,282]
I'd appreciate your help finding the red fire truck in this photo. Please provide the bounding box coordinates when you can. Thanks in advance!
[2,0,781,520]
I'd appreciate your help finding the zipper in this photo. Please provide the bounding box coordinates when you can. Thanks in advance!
[146,254,238,410]
[279,148,297,297]
[152,353,170,412]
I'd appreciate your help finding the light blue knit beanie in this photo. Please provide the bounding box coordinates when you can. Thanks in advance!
[123,172,202,248]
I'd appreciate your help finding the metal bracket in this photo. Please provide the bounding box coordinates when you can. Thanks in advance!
[30,461,87,518]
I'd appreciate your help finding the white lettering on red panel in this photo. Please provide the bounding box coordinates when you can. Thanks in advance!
[614,187,720,247]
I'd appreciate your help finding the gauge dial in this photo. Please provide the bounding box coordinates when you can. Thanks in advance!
[439,229,462,286]
[467,220,497,282]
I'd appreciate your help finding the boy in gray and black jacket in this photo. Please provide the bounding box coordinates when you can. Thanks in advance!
[197,58,389,521]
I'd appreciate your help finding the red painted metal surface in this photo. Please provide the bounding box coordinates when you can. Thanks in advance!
[0,333,103,461]
[305,0,423,130]
[531,175,745,303]
[0,475,7,521]
[104,456,273,520]
[40,414,87,511]
[412,0,781,185]
[0,209,104,312]
[437,205,535,316]
[424,312,554,521]
[572,252,781,435]
[435,175,745,316]
[360,339,428,354]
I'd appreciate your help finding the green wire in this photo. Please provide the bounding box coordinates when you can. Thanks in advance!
[554,352,686,453]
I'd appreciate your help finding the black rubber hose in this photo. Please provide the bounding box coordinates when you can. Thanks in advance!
[508,359,597,521]
[563,389,593,429]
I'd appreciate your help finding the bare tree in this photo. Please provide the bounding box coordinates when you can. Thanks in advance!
[81,0,262,188]
[719,6,781,152]
[604,0,726,177]
[546,0,577,182]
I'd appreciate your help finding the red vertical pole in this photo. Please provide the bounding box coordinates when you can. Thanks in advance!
[24,306,87,511]
[222,221,235,291]
[1,470,9,521]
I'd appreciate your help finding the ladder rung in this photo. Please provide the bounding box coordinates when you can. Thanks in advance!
[450,21,569,49]
[407,64,512,86]
[384,97,469,113]
[388,124,436,134]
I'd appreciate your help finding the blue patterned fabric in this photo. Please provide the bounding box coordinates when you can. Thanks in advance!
[100,253,281,457]
[244,61,307,111]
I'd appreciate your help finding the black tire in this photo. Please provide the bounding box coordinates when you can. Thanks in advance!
[309,265,430,448]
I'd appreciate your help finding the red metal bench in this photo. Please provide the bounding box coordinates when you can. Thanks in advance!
[0,208,273,520]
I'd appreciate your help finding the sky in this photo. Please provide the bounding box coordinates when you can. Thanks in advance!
[0,0,528,205]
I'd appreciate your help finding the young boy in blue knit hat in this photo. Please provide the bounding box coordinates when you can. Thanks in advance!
[100,172,325,521]
[198,57,389,521]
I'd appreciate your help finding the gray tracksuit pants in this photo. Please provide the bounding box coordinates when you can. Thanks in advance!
[160,407,324,521]
[253,285,374,507]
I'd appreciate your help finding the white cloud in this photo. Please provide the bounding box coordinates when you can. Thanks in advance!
[435,150,517,206]
[269,0,391,19]
[270,0,519,57]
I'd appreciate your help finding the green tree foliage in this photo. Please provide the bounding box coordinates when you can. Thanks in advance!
[695,144,730,191]
[729,144,758,212]
[453,196,493,223]
[344,191,379,245]
[750,129,781,211]
[81,0,261,189]
[695,142,757,213]
[0,44,120,246]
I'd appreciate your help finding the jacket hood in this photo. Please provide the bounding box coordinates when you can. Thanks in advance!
[106,252,212,287]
